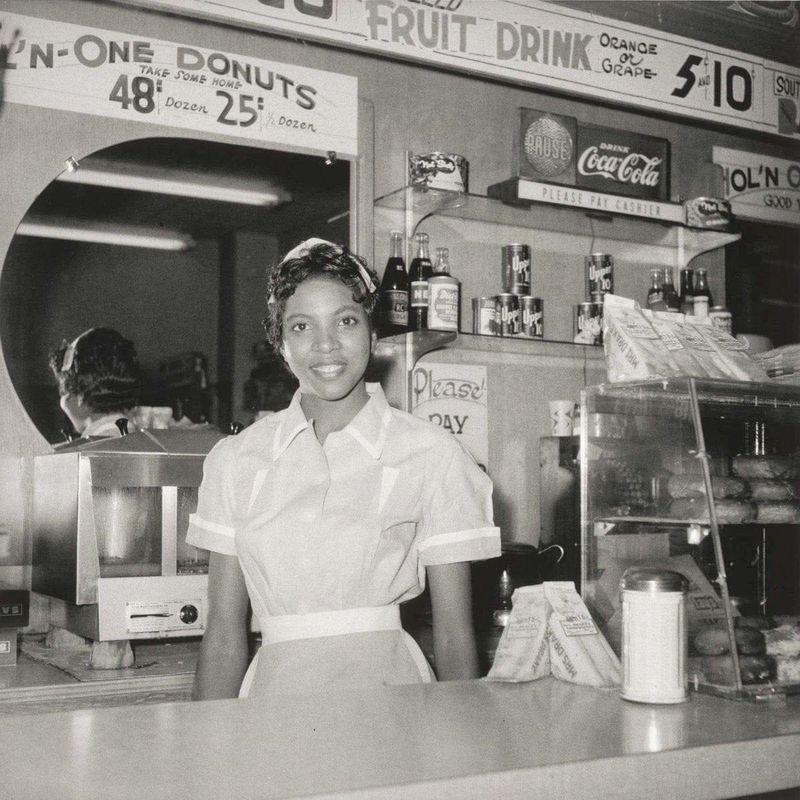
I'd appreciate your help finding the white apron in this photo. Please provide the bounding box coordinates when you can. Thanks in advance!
[238,605,434,698]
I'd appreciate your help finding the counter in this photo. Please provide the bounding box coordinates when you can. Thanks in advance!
[1,677,798,800]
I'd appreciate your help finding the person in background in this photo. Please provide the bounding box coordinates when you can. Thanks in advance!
[242,340,299,424]
[49,327,141,439]
[188,238,500,701]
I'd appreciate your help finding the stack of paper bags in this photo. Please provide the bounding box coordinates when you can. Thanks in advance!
[602,293,769,384]
[486,582,621,688]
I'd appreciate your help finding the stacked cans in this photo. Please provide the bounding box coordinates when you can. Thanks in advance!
[574,253,613,345]
[472,244,543,338]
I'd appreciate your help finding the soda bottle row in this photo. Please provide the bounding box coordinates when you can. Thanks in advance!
[377,230,461,336]
[646,267,712,317]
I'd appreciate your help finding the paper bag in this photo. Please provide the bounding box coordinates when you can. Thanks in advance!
[486,585,550,682]
[602,294,681,382]
[486,582,620,688]
[545,582,622,688]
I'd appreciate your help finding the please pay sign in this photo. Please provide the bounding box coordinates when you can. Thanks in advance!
[412,363,488,468]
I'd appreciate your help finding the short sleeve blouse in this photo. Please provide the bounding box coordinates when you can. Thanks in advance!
[187,384,500,626]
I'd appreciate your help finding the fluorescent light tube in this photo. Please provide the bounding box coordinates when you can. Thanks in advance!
[17,216,196,251]
[57,159,289,207]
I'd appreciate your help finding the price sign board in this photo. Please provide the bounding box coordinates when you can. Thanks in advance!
[411,363,488,470]
[713,146,800,226]
[0,13,358,156]
[119,0,800,141]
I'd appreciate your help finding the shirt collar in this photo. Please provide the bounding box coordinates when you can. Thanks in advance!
[272,391,313,461]
[272,383,392,462]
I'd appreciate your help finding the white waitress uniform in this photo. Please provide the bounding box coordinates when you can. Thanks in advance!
[187,383,500,699]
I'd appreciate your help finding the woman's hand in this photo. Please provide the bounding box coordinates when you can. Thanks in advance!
[193,552,250,700]
[427,561,480,681]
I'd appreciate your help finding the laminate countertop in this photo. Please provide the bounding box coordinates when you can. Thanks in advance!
[1,676,798,800]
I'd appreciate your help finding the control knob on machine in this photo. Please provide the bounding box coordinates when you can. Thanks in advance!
[180,604,199,625]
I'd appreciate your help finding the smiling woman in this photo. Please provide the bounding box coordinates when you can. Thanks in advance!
[187,238,500,703]
[266,240,378,433]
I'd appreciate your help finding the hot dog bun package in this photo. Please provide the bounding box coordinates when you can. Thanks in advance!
[487,582,621,688]
[486,585,550,683]
[646,310,729,379]
[595,553,735,655]
[602,294,681,382]
[685,318,770,382]
[643,310,709,378]
[602,294,770,383]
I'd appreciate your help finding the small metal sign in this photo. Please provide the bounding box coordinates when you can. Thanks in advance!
[576,125,671,200]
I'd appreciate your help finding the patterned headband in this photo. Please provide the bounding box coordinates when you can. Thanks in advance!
[60,327,97,373]
[267,238,376,305]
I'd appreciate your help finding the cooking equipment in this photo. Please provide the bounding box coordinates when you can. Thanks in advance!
[32,428,225,641]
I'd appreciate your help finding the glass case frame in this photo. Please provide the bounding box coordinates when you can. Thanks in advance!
[580,377,800,701]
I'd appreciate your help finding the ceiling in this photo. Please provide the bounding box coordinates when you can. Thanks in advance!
[22,137,350,243]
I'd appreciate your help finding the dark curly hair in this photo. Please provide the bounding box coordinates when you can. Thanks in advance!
[263,240,379,351]
[49,327,141,414]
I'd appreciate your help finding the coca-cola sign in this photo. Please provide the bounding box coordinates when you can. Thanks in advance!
[576,125,670,200]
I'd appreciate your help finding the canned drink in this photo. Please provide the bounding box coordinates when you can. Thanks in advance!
[585,253,614,296]
[501,244,531,295]
[472,297,497,336]
[590,291,605,305]
[519,296,543,338]
[495,293,520,336]
[574,301,603,345]
[709,306,732,334]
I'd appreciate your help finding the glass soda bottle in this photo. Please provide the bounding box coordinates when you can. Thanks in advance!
[646,269,667,311]
[693,269,713,308]
[662,267,680,312]
[679,268,694,315]
[427,247,460,332]
[378,230,409,337]
[408,232,433,331]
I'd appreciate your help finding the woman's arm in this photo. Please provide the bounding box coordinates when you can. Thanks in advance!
[427,561,480,681]
[192,551,251,700]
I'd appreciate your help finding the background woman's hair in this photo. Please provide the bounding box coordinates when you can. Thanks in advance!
[263,241,379,350]
[49,327,141,413]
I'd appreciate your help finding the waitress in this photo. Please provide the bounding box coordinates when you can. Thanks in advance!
[49,327,141,439]
[189,239,501,700]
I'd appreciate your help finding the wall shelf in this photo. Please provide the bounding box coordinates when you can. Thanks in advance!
[373,184,740,344]
[374,184,740,266]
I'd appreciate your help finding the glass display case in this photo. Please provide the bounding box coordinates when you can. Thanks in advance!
[581,378,800,700]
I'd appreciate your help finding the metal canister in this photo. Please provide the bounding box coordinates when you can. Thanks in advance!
[519,296,543,338]
[472,296,497,336]
[574,301,603,345]
[495,293,519,336]
[585,253,614,297]
[501,244,531,295]
[620,568,688,704]
[709,306,732,335]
